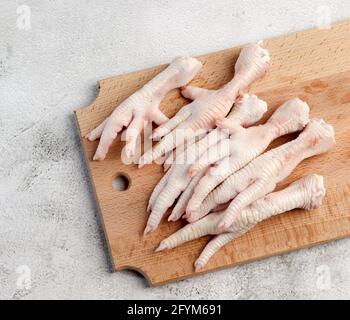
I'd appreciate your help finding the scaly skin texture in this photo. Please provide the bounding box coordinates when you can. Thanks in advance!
[185,98,310,221]
[139,43,271,167]
[86,56,202,160]
[144,95,268,234]
[195,118,335,230]
[156,174,325,271]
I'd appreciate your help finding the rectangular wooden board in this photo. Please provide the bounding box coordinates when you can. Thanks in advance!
[75,20,350,286]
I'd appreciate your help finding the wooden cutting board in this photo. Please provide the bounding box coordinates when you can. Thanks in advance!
[75,20,350,286]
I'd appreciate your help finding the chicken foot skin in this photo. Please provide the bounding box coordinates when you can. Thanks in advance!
[185,98,310,220]
[157,174,325,271]
[144,95,267,234]
[87,56,202,160]
[195,118,334,230]
[139,43,271,166]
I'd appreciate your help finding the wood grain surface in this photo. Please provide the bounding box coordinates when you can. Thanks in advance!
[75,20,350,286]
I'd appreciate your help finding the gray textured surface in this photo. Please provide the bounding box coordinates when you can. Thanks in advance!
[1,0,350,300]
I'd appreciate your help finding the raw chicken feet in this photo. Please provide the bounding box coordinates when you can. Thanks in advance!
[195,118,334,230]
[157,174,325,271]
[185,98,310,221]
[144,95,268,234]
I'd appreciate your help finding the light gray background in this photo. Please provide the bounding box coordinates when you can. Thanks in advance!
[1,0,350,300]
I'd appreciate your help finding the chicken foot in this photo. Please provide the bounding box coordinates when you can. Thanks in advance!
[87,56,202,160]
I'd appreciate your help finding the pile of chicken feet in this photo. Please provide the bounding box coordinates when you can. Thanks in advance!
[87,43,335,272]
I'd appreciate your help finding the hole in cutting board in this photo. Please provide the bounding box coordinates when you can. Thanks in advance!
[112,174,130,192]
